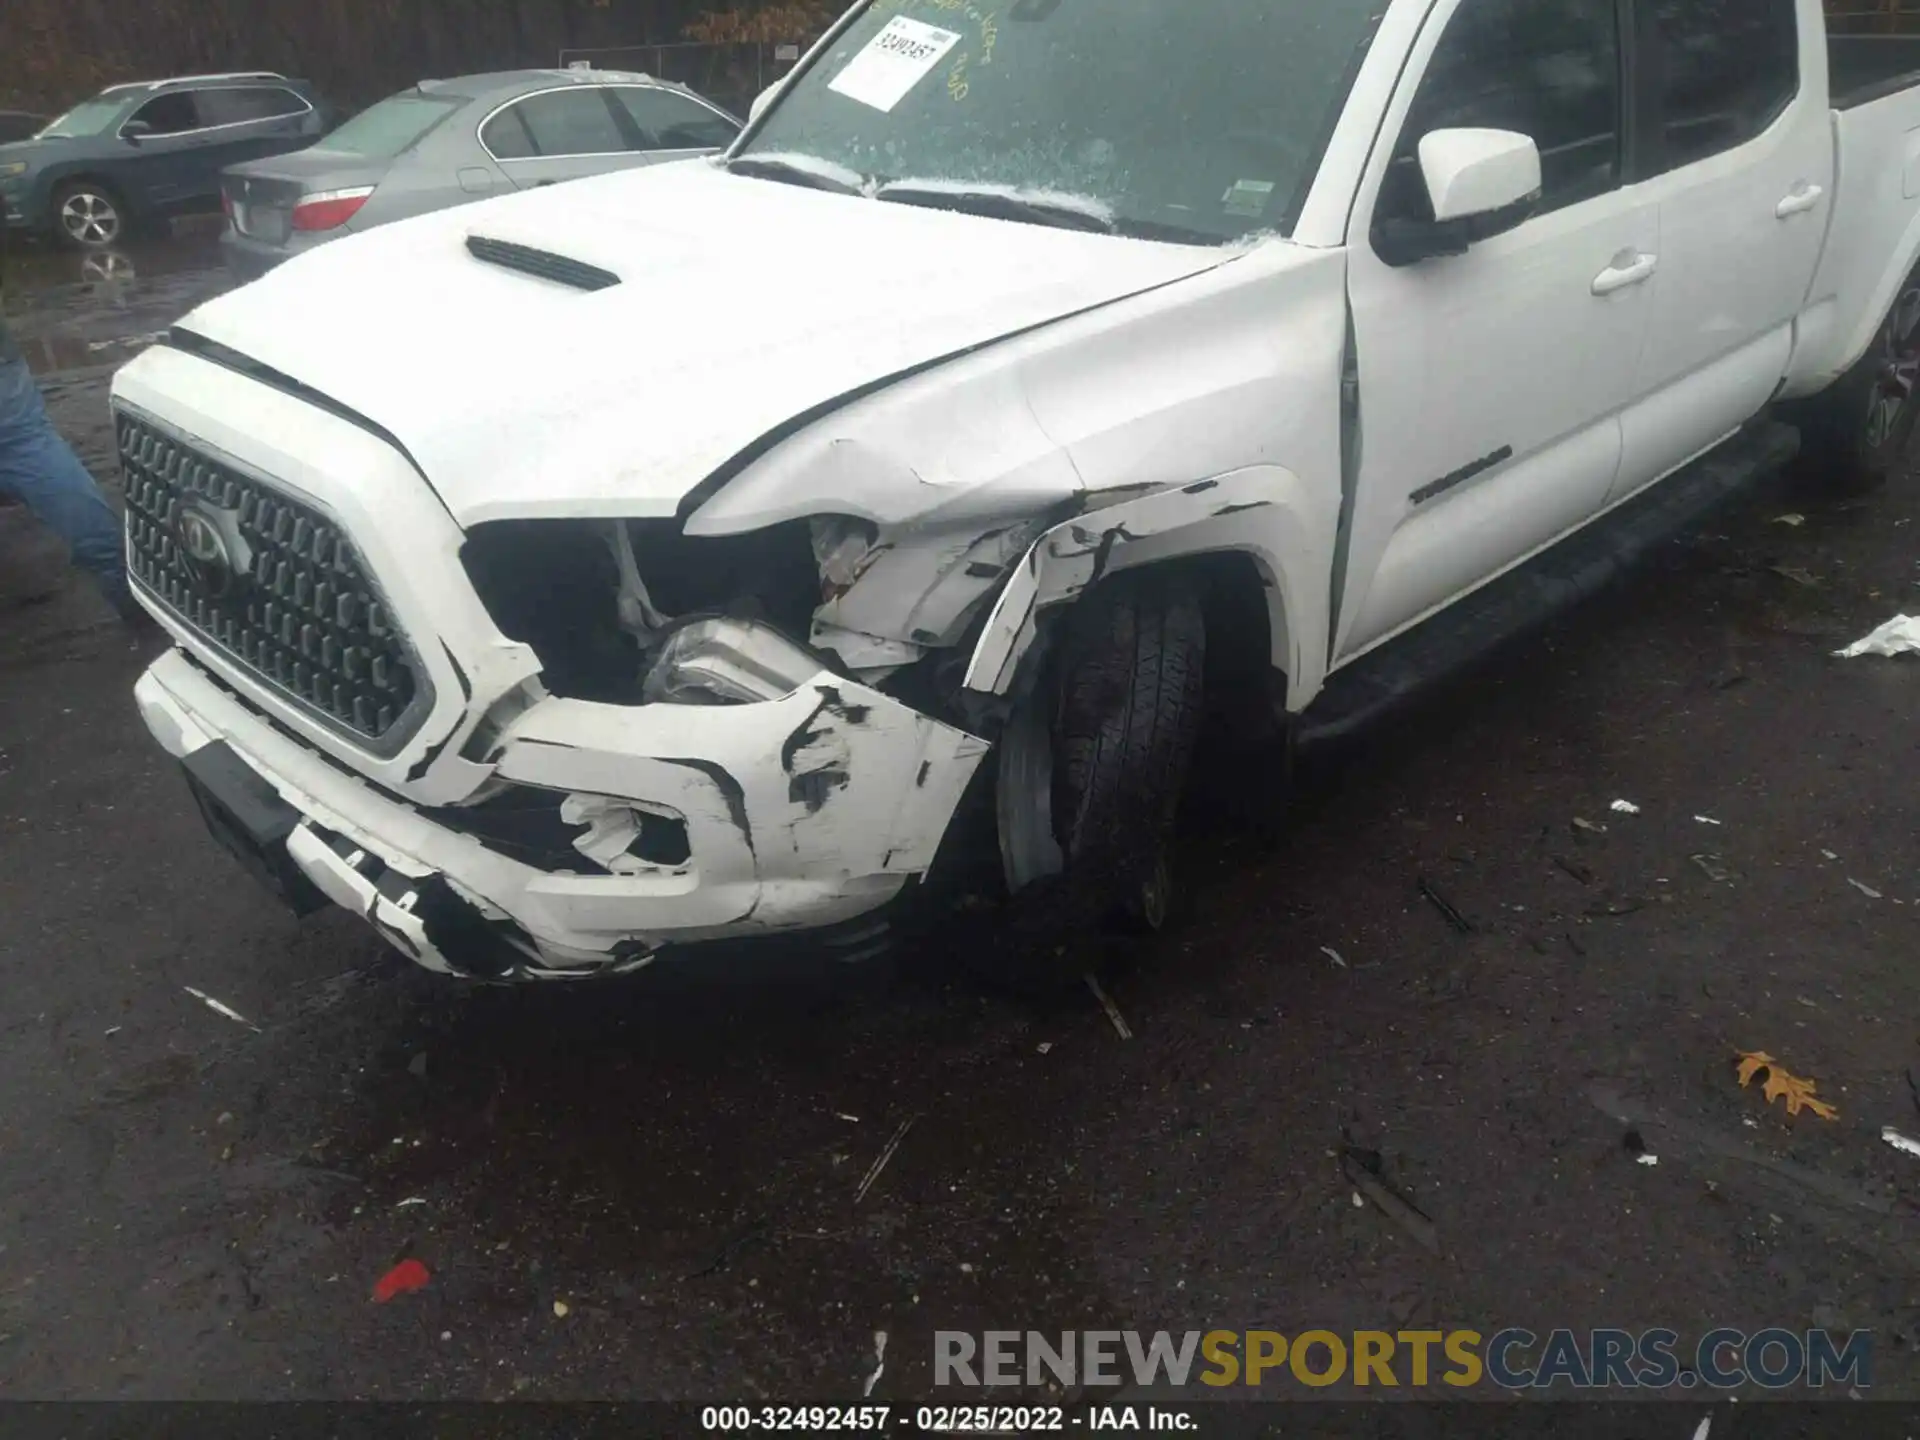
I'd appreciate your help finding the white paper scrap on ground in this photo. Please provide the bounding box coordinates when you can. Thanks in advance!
[829,16,962,113]
[1834,614,1920,658]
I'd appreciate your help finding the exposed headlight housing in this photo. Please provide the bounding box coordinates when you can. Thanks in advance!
[640,617,826,705]
[0,162,28,180]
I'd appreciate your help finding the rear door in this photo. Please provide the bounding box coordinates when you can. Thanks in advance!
[1610,0,1832,502]
[480,86,646,189]
[1336,0,1659,661]
[194,85,319,181]
[606,85,741,164]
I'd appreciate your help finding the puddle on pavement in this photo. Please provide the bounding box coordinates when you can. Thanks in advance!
[2,219,234,376]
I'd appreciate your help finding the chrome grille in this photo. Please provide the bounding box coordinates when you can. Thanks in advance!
[118,410,421,746]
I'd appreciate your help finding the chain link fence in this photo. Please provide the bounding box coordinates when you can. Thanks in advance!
[555,40,805,117]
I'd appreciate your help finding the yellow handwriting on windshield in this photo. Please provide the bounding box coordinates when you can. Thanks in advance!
[947,7,998,100]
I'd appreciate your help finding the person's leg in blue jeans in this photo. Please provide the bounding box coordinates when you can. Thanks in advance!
[0,353,135,619]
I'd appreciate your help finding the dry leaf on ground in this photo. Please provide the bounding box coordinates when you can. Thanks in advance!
[1735,1050,1839,1121]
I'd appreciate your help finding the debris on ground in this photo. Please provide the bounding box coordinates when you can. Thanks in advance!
[833,1112,861,1124]
[1834,614,1920,658]
[1848,878,1883,900]
[1417,877,1474,934]
[1770,513,1806,527]
[1822,849,1840,861]
[1320,946,1348,970]
[1085,973,1134,1039]
[183,985,260,1033]
[1693,1415,1713,1440]
[1691,854,1736,883]
[854,1116,918,1204]
[407,1052,428,1079]
[370,1259,430,1303]
[1882,1127,1920,1159]
[1694,815,1723,826]
[1552,855,1595,884]
[1636,1153,1659,1167]
[1570,816,1608,836]
[1610,799,1641,815]
[1340,1146,1439,1253]
[1035,1042,1053,1056]
[553,1300,569,1318]
[1770,565,1820,588]
[1734,1051,1839,1121]
[395,1197,427,1209]
[863,1331,888,1397]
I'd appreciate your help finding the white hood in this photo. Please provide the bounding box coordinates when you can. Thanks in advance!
[175,161,1232,526]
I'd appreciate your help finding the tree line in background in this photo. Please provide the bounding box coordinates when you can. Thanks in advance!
[0,0,834,114]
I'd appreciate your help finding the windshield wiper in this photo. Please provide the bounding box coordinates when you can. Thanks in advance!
[724,152,867,197]
[873,180,1117,235]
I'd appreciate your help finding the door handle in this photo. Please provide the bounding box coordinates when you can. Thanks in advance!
[1592,251,1657,296]
[1776,183,1825,218]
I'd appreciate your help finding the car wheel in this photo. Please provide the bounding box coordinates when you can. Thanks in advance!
[1791,266,1920,493]
[987,570,1207,990]
[51,181,126,249]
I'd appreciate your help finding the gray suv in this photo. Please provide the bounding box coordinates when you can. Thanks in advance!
[0,73,331,249]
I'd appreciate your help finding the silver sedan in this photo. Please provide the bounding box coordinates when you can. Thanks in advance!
[218,68,740,278]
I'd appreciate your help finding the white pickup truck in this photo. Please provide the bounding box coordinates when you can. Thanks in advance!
[116,0,1920,982]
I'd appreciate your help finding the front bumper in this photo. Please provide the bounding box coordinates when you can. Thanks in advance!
[134,647,989,978]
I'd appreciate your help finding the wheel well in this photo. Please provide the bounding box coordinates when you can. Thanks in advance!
[49,174,129,209]
[1152,550,1286,733]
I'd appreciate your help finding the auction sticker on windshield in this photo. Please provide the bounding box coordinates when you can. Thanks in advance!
[829,15,963,112]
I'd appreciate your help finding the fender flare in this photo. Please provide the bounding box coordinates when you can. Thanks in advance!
[962,467,1307,697]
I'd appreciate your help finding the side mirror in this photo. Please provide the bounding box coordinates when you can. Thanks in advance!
[121,120,152,145]
[1374,127,1542,267]
[1420,128,1541,223]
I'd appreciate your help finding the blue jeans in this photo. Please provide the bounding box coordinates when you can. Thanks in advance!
[0,355,131,616]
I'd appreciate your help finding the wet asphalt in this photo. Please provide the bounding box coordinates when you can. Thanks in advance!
[0,225,1917,1406]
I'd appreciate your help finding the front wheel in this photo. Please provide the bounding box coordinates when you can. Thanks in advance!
[987,570,1207,990]
[51,181,127,250]
[1791,270,1920,493]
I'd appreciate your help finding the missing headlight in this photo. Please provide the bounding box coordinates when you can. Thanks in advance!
[640,618,827,705]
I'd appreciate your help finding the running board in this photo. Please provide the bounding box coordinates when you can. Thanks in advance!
[1298,420,1800,749]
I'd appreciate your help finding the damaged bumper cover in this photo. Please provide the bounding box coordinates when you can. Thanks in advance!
[134,649,988,978]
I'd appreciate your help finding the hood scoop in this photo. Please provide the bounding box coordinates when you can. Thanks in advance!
[465,235,620,292]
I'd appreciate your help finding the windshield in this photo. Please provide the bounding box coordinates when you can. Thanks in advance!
[315,93,463,160]
[742,0,1384,243]
[37,97,130,139]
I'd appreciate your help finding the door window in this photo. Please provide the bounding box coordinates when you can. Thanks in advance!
[609,87,740,149]
[1378,0,1623,231]
[483,88,628,159]
[126,92,201,136]
[196,87,310,127]
[1643,0,1798,172]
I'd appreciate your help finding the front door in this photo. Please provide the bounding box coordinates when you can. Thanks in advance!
[1610,0,1833,501]
[1336,0,1659,662]
[114,91,207,210]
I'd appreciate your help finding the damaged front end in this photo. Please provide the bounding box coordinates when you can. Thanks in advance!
[134,504,1001,981]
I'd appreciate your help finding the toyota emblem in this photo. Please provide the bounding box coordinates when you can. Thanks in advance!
[175,503,240,599]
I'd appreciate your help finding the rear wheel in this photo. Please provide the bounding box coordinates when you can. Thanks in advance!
[51,180,126,250]
[987,571,1207,990]
[1791,268,1920,493]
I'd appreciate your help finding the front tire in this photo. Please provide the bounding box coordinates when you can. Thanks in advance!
[51,181,126,250]
[987,571,1207,989]
[1791,268,1920,493]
